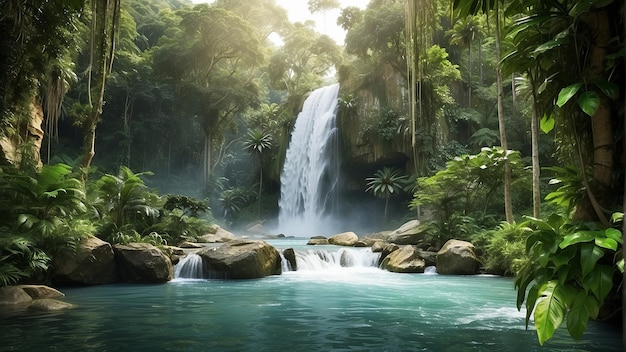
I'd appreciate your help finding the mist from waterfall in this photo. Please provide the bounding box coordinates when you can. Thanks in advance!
[278,83,341,236]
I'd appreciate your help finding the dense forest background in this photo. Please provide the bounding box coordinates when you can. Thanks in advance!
[0,0,624,345]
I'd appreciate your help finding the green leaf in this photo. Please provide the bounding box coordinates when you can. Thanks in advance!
[580,243,604,278]
[594,81,619,100]
[582,265,615,302]
[540,113,555,134]
[617,259,624,273]
[566,291,599,340]
[534,281,568,345]
[556,83,582,107]
[559,231,595,249]
[525,284,539,329]
[604,228,622,243]
[594,237,618,251]
[577,91,599,116]
[533,38,568,56]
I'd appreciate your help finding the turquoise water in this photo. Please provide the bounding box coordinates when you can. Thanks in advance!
[0,240,621,351]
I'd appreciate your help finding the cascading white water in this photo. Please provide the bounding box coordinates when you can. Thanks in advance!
[278,84,341,236]
[174,253,204,279]
[286,248,380,271]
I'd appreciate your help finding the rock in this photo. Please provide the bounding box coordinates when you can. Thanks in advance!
[18,285,64,299]
[381,246,426,273]
[28,299,74,312]
[436,240,479,275]
[114,243,173,283]
[178,241,204,249]
[385,220,426,245]
[328,232,358,246]
[378,243,400,266]
[247,223,266,236]
[200,226,237,243]
[196,240,281,279]
[163,245,185,256]
[0,286,33,305]
[371,241,385,253]
[307,236,328,245]
[353,241,368,247]
[419,251,438,267]
[282,248,297,271]
[52,235,118,285]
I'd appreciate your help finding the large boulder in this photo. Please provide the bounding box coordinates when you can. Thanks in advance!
[328,232,358,246]
[307,236,329,245]
[196,240,281,279]
[52,235,118,285]
[0,285,67,309]
[200,226,237,243]
[436,240,480,275]
[28,299,74,312]
[18,285,64,299]
[0,286,33,305]
[385,220,427,245]
[381,246,426,273]
[114,243,173,283]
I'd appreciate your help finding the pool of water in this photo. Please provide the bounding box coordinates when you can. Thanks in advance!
[0,240,621,351]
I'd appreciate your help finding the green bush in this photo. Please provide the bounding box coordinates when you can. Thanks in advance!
[472,221,530,276]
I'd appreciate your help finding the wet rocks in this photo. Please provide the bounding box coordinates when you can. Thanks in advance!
[436,240,480,275]
[197,240,281,279]
[114,243,173,283]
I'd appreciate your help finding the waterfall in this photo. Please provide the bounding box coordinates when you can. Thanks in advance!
[174,253,204,279]
[285,248,380,271]
[278,84,341,236]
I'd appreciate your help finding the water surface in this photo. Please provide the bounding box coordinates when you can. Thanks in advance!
[0,241,621,351]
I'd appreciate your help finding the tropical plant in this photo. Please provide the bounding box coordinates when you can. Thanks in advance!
[472,221,531,276]
[94,166,160,242]
[366,167,408,222]
[515,212,623,345]
[0,230,49,287]
[244,129,273,218]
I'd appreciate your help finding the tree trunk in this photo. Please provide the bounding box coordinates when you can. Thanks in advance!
[468,41,472,109]
[574,10,614,223]
[495,9,513,223]
[530,74,541,218]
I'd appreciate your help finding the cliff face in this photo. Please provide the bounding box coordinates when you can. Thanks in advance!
[0,97,44,168]
[337,64,412,190]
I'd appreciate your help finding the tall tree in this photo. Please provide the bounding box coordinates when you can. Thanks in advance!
[81,0,122,174]
[154,4,264,182]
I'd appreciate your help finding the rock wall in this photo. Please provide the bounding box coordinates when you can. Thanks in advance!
[337,64,413,190]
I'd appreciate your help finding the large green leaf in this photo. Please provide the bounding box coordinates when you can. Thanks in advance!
[559,231,595,249]
[566,291,599,340]
[594,237,618,251]
[582,265,615,302]
[604,228,622,243]
[540,113,555,134]
[534,281,569,345]
[556,83,582,107]
[580,243,604,278]
[594,81,619,100]
[577,91,599,116]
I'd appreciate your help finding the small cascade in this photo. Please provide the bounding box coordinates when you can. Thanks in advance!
[424,266,437,275]
[285,248,380,271]
[174,253,204,279]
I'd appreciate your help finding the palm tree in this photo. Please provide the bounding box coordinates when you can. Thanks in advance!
[448,16,480,108]
[244,130,273,218]
[366,167,408,222]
